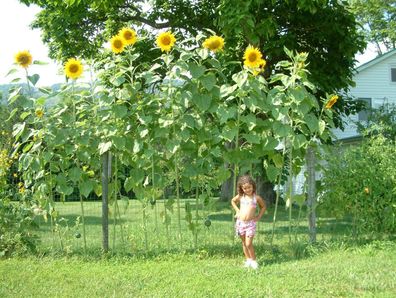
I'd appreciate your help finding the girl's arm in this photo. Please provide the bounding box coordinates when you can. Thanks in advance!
[254,195,266,222]
[231,195,241,217]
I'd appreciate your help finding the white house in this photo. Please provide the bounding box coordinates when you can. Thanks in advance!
[289,49,396,196]
[332,48,396,141]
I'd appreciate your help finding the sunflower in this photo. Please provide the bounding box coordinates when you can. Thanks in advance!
[35,109,44,118]
[14,50,33,68]
[325,95,339,109]
[243,45,264,68]
[119,27,137,46]
[156,31,176,52]
[202,35,225,52]
[64,58,84,80]
[110,35,125,54]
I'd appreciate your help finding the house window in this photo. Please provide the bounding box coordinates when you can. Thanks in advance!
[391,68,396,82]
[358,98,371,121]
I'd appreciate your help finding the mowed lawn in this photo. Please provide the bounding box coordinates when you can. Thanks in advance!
[1,200,396,297]
[1,241,396,297]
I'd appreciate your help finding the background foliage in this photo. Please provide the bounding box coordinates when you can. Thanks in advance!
[319,108,396,235]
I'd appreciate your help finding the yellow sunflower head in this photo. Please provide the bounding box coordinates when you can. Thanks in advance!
[325,95,338,109]
[119,27,137,46]
[14,50,33,68]
[156,31,176,53]
[202,35,225,53]
[111,35,125,54]
[64,58,84,80]
[243,45,263,68]
[35,109,44,118]
[325,95,339,109]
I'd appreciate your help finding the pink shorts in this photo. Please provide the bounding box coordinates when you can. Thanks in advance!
[235,219,256,237]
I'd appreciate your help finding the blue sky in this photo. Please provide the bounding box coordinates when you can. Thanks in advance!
[1,0,379,87]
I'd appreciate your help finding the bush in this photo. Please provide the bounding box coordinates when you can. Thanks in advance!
[0,198,39,257]
[319,134,396,235]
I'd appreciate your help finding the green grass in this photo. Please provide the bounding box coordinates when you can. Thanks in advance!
[31,199,358,255]
[2,199,396,297]
[1,241,395,297]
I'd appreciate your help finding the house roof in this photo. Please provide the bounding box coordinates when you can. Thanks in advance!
[334,135,363,146]
[356,48,396,72]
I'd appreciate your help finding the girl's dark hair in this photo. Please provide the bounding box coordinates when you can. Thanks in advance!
[237,175,256,196]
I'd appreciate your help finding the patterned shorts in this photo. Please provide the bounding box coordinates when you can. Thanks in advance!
[235,219,256,237]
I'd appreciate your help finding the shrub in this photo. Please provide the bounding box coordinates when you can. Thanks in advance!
[319,134,396,235]
[0,198,39,257]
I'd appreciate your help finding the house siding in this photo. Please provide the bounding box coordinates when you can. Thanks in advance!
[332,50,396,140]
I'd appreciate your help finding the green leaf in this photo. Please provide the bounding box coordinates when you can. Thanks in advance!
[112,105,128,118]
[98,141,112,155]
[272,153,284,168]
[192,93,211,111]
[221,126,238,142]
[12,122,26,140]
[220,84,238,98]
[293,134,307,149]
[22,142,34,153]
[8,87,22,104]
[166,139,180,154]
[79,179,94,198]
[305,113,319,133]
[241,114,256,130]
[217,106,236,124]
[6,68,18,77]
[232,71,248,87]
[189,63,206,78]
[273,121,292,137]
[111,75,126,87]
[133,139,143,153]
[124,177,134,192]
[69,167,82,182]
[201,73,216,91]
[28,74,40,86]
[243,133,260,144]
[294,194,306,206]
[112,136,126,149]
[20,111,31,120]
[266,164,280,182]
[57,184,74,196]
[319,120,326,135]
[6,108,18,121]
[33,60,48,65]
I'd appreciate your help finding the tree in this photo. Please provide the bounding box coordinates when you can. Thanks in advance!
[20,0,365,121]
[350,0,396,55]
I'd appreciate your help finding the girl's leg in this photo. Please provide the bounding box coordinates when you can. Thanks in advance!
[240,235,250,260]
[245,236,256,260]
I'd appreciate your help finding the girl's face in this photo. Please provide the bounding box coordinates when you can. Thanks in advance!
[242,183,254,196]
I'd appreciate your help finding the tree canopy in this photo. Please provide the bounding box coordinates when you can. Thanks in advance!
[20,0,366,124]
[350,0,396,55]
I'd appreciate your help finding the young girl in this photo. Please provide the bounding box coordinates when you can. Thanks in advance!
[231,175,266,269]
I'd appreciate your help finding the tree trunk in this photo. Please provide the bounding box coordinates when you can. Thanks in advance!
[306,145,316,243]
[220,164,234,202]
[256,159,275,206]
[219,142,235,202]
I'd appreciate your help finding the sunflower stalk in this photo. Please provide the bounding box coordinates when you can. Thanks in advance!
[231,96,241,241]
[288,143,293,244]
[270,138,286,246]
[151,156,159,243]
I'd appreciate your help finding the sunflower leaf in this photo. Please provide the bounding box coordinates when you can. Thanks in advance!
[33,60,48,65]
[28,74,40,86]
[6,68,18,77]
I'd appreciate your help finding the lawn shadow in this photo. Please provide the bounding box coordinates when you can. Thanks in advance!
[35,214,130,230]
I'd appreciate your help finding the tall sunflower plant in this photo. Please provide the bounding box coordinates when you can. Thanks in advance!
[8,27,338,253]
